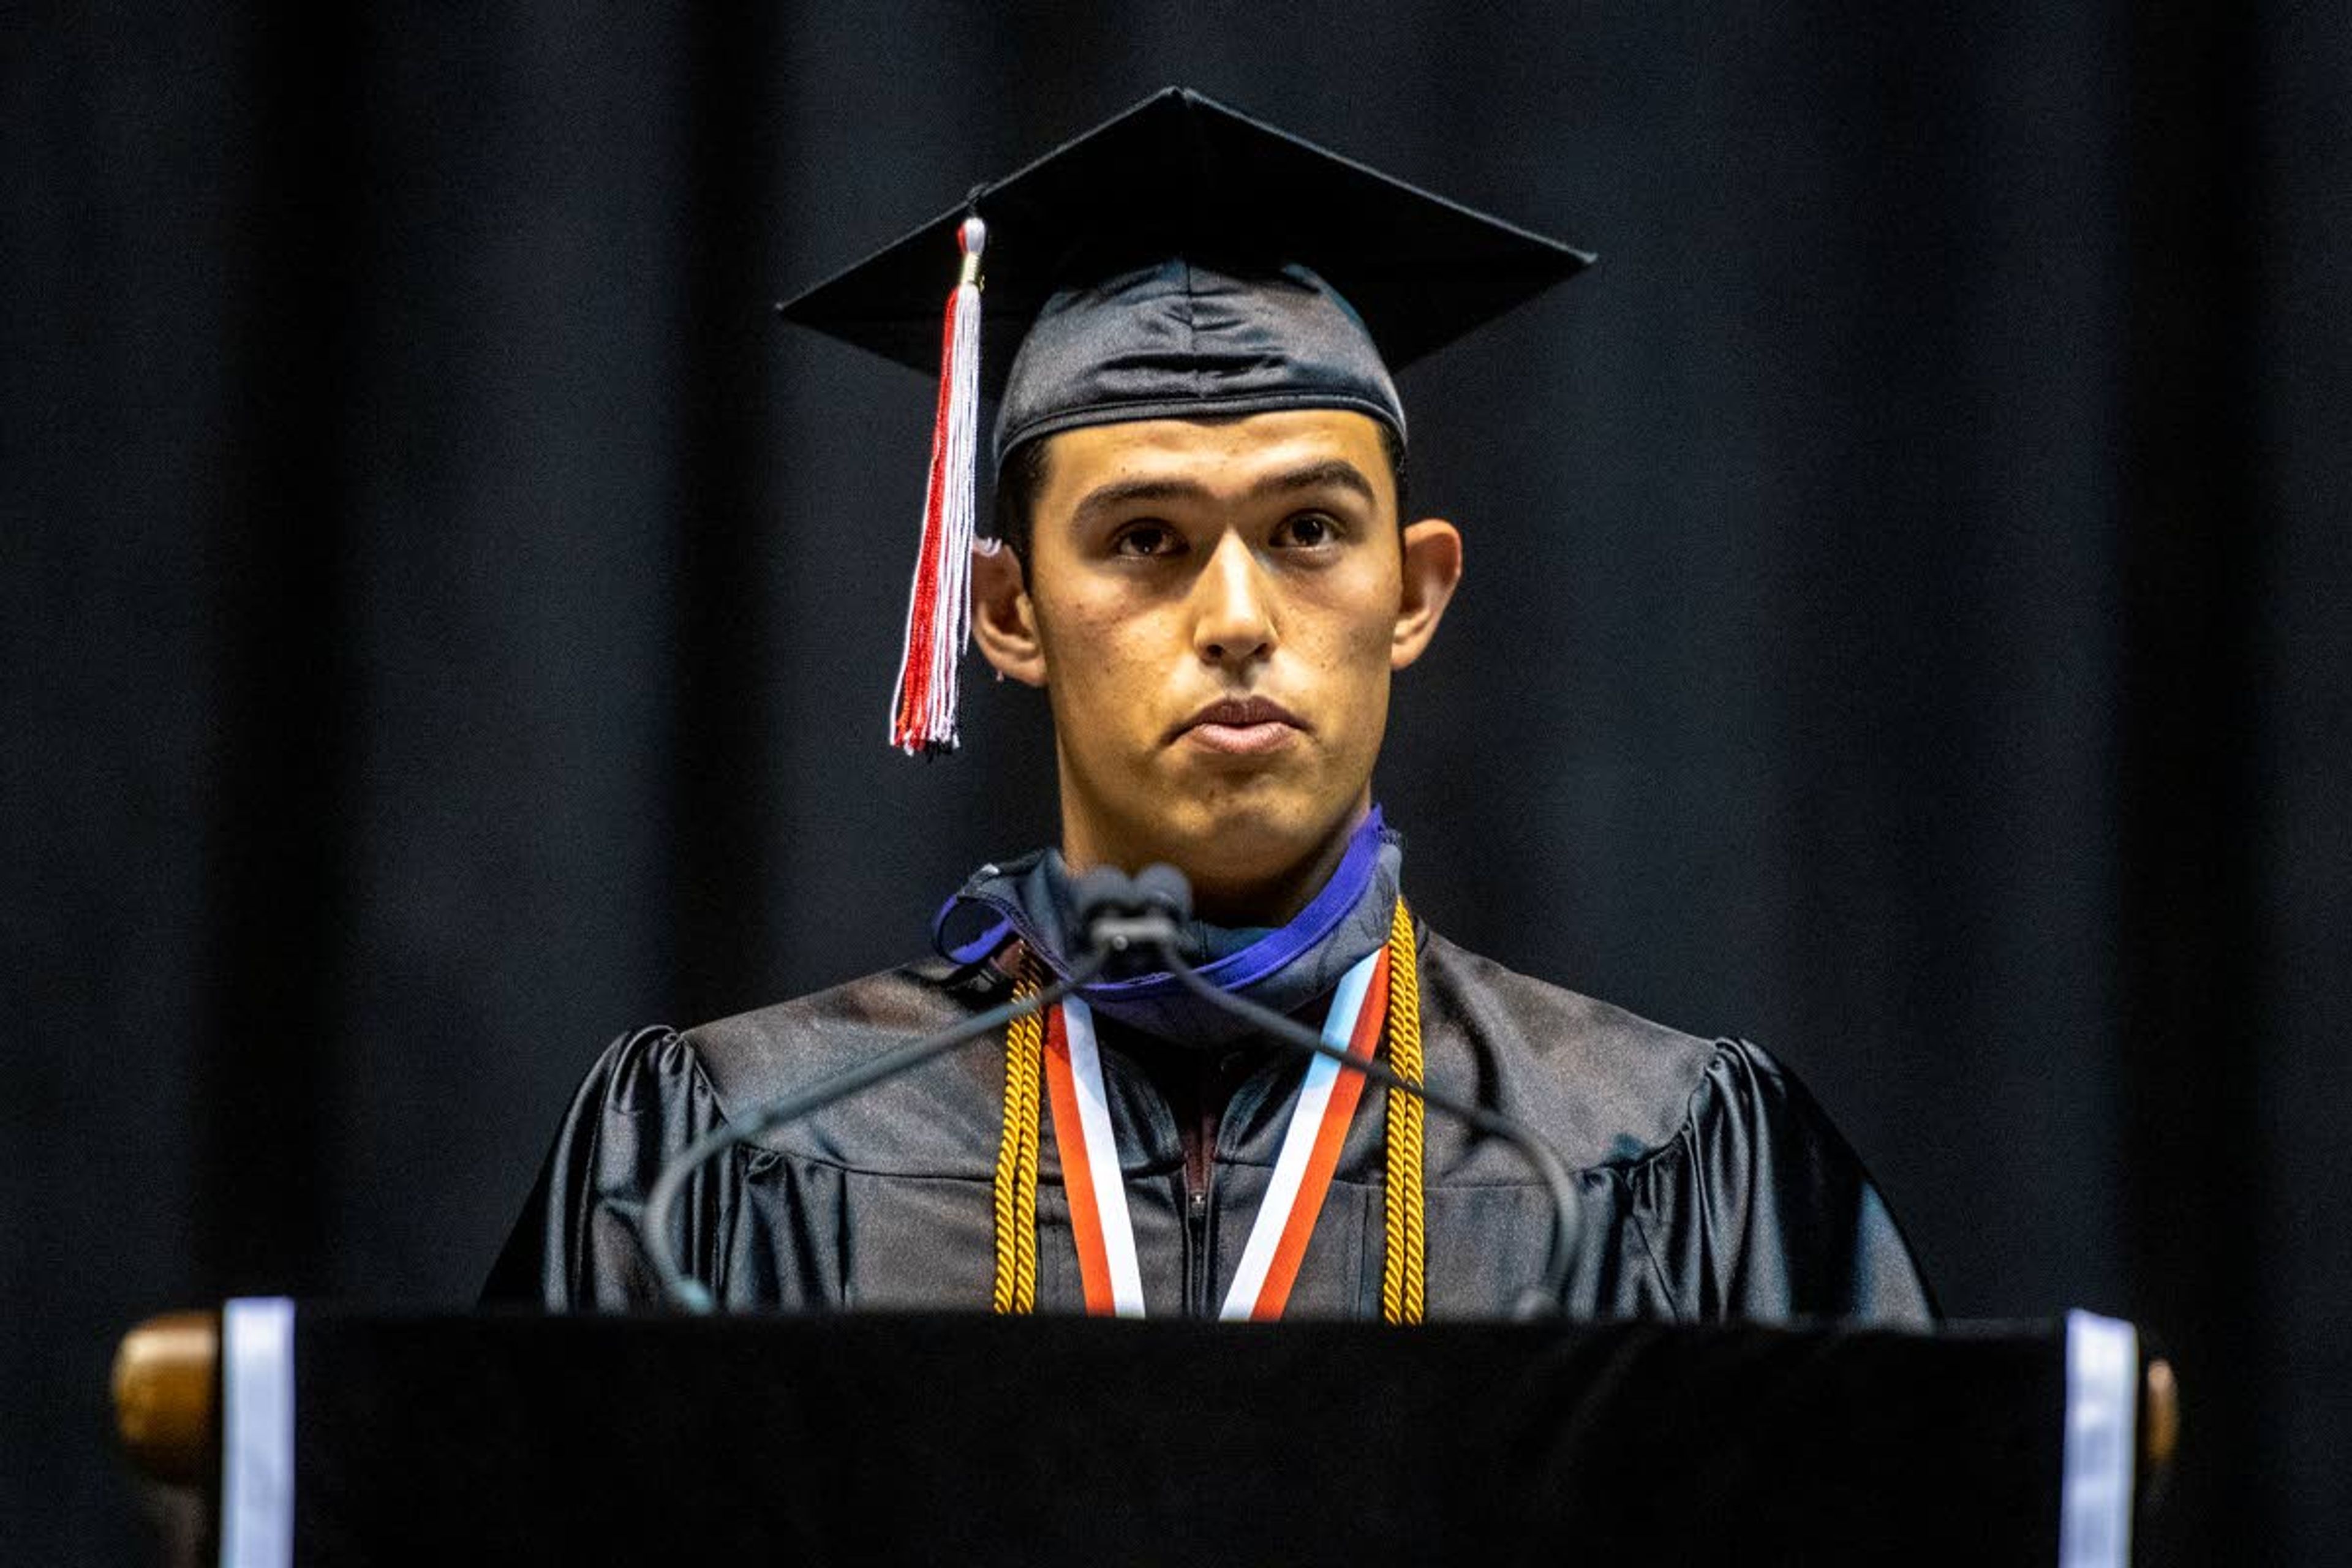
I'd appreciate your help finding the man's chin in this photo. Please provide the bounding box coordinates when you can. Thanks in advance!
[1121,794,1362,916]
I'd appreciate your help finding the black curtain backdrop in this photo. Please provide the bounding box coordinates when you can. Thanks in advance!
[6,5,2346,1563]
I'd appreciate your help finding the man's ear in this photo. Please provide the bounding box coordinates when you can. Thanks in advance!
[971,541,1048,687]
[1391,518,1463,671]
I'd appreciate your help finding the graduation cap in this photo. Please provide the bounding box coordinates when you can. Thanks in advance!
[778,86,1592,755]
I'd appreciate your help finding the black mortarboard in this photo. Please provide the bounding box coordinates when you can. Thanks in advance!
[776,86,1592,755]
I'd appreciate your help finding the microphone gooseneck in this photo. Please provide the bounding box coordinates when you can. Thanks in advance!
[1074,863,1584,1319]
[1146,941,1580,1317]
[640,948,1108,1314]
[639,861,1580,1319]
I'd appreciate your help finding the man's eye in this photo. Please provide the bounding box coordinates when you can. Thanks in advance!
[1112,522,1181,557]
[1275,512,1341,548]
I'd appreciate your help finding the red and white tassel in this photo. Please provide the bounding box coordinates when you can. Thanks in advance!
[889,214,987,755]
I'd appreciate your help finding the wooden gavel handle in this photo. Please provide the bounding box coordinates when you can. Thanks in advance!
[110,1312,2182,1498]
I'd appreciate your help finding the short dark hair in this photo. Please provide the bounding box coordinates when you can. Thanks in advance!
[990,419,1411,568]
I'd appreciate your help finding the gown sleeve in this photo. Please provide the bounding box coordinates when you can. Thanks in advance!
[1626,1039,1937,1326]
[481,1026,733,1311]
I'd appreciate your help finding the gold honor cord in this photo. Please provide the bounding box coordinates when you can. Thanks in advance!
[989,970,1045,1314]
[987,903,1429,1319]
[1378,899,1427,1324]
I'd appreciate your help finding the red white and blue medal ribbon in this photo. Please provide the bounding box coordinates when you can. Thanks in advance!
[1042,941,1390,1320]
[1044,997,1148,1316]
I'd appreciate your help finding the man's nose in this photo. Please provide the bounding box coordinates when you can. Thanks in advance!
[1190,531,1277,668]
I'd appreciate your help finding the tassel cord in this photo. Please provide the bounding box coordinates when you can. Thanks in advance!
[888,215,986,755]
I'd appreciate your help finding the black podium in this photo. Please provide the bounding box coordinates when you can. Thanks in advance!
[185,1304,2155,1566]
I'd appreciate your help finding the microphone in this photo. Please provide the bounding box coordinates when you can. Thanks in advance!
[1089,864,1585,1320]
[1070,862,1193,959]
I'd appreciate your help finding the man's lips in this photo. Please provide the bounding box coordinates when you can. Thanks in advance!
[1169,696,1308,756]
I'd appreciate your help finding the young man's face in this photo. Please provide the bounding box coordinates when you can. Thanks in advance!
[973,408,1461,919]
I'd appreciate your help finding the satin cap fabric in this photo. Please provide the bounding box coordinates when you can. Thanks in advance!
[775,86,1593,477]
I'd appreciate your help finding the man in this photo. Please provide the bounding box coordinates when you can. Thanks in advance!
[488,89,1932,1324]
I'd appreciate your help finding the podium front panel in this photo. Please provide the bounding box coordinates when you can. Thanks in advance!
[219,1307,2130,1566]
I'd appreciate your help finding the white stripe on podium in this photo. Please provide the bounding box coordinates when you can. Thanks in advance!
[2058,1310,2138,1568]
[220,1296,295,1568]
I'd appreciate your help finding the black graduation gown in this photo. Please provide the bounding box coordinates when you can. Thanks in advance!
[486,927,1934,1323]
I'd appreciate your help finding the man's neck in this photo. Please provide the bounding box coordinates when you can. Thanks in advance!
[1062,799,1371,930]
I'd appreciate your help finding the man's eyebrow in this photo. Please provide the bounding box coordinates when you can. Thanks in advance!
[1257,460,1378,504]
[1072,459,1378,518]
